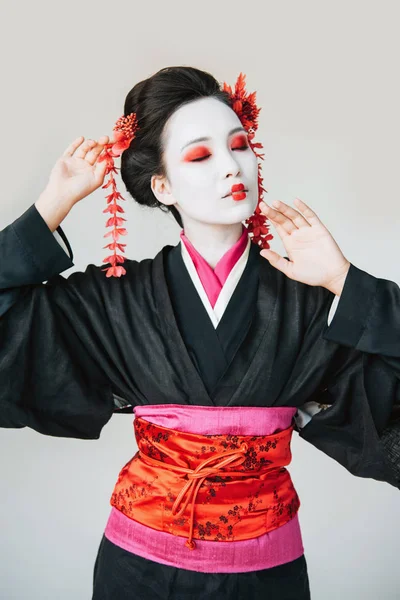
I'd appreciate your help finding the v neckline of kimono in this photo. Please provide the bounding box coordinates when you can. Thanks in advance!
[152,240,278,407]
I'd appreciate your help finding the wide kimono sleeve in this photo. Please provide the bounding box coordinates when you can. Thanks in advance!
[0,203,131,440]
[297,263,400,489]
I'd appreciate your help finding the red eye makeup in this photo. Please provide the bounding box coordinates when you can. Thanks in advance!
[231,134,249,149]
[182,146,211,163]
[182,134,250,163]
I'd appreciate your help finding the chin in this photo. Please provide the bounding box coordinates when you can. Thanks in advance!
[224,200,257,223]
[231,198,258,221]
[209,206,257,225]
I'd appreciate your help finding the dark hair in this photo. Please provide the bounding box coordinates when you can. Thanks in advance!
[120,66,232,228]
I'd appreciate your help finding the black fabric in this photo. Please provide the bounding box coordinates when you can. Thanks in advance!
[164,240,400,487]
[92,535,311,600]
[2,203,400,596]
[1,203,399,485]
[54,222,74,261]
[165,241,259,395]
[381,416,400,486]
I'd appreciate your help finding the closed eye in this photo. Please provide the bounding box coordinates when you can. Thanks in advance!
[190,145,249,163]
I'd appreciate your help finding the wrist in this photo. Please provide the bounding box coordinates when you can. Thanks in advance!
[35,189,73,233]
[324,261,351,296]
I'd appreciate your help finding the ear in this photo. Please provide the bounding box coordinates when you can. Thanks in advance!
[151,173,176,207]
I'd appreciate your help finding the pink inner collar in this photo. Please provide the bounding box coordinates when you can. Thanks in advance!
[180,226,249,308]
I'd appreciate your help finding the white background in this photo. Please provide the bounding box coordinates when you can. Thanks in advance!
[0,0,399,598]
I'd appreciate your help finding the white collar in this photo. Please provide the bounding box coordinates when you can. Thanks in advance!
[180,236,251,328]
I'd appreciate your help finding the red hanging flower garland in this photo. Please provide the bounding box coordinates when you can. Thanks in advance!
[222,73,273,250]
[98,113,139,277]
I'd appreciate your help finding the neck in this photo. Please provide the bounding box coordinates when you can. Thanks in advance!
[181,221,244,269]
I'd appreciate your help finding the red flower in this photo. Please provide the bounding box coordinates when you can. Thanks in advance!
[223,73,273,250]
[99,113,139,277]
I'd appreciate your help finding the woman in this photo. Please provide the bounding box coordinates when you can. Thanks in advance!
[1,66,399,599]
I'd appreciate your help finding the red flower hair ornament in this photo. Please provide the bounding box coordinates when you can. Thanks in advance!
[98,113,139,277]
[98,73,272,278]
[222,73,273,251]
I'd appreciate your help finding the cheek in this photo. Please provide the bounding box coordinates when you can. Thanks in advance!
[168,165,191,192]
[169,171,215,214]
[243,150,259,172]
[244,156,260,187]
[173,165,215,194]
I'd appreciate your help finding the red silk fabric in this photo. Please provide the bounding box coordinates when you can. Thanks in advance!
[110,417,300,550]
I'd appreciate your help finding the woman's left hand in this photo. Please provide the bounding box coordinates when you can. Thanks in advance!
[259,198,351,296]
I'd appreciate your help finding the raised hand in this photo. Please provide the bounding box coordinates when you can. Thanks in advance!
[45,135,110,207]
[259,198,350,295]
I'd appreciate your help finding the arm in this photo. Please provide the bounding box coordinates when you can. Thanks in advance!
[323,263,400,486]
[296,269,400,489]
[0,202,130,439]
[297,360,400,489]
[258,198,400,486]
[322,262,400,372]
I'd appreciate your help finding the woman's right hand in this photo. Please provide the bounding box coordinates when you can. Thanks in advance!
[45,135,110,207]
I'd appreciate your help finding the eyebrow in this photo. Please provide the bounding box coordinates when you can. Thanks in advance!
[180,127,247,152]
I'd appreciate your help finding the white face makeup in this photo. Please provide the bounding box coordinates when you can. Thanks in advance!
[151,97,259,227]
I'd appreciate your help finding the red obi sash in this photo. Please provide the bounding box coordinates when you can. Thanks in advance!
[110,416,300,551]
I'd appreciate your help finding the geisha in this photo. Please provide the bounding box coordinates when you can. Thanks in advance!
[1,65,399,599]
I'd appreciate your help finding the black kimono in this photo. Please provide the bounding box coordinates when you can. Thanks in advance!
[1,203,399,599]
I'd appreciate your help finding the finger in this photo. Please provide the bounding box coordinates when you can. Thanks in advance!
[271,200,311,228]
[94,158,108,183]
[85,136,110,166]
[74,138,97,159]
[96,135,110,147]
[293,198,321,225]
[267,217,291,241]
[260,249,294,278]
[260,202,297,235]
[62,136,85,157]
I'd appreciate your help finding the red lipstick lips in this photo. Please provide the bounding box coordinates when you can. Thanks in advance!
[230,183,247,201]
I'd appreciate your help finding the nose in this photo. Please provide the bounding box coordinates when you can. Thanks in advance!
[223,153,241,179]
[225,166,241,179]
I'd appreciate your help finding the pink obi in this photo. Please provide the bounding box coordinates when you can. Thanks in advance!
[104,404,305,573]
